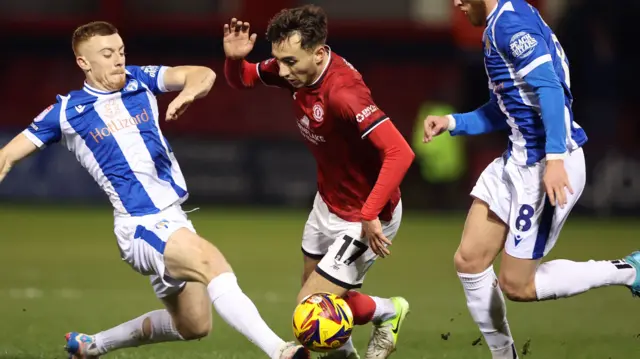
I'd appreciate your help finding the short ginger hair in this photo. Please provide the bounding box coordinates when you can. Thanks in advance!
[72,21,119,54]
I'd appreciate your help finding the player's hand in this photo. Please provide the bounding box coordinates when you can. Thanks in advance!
[361,218,392,258]
[165,94,195,121]
[423,115,450,143]
[223,18,257,60]
[543,159,573,208]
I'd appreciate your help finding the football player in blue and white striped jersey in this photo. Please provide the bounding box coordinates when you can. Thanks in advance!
[424,1,640,358]
[0,21,308,359]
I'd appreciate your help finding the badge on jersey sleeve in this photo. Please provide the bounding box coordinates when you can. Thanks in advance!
[30,104,54,130]
[509,31,538,59]
[34,105,54,123]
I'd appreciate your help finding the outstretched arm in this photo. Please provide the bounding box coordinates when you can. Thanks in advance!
[222,18,291,90]
[1,102,63,183]
[423,94,508,142]
[449,95,509,136]
[158,66,216,121]
[224,58,292,90]
[162,66,216,99]
[0,134,38,184]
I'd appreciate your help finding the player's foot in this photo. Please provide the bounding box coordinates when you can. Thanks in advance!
[624,251,640,297]
[319,350,361,359]
[272,341,310,359]
[64,332,101,359]
[364,297,410,359]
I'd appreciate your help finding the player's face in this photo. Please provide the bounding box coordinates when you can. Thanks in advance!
[454,0,488,27]
[76,34,127,91]
[271,33,327,88]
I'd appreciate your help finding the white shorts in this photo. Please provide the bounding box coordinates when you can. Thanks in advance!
[114,204,196,298]
[301,193,402,289]
[471,148,586,260]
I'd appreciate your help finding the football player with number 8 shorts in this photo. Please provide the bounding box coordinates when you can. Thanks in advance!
[224,5,413,359]
[424,1,640,358]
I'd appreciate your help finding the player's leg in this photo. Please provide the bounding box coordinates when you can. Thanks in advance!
[498,149,639,302]
[300,198,331,287]
[454,157,518,359]
[297,201,407,359]
[302,254,321,285]
[454,200,516,359]
[299,199,360,359]
[163,227,307,359]
[67,207,307,359]
[66,281,210,357]
[357,203,408,359]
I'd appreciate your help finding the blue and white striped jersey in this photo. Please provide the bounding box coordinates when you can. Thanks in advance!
[22,65,188,217]
[452,0,588,165]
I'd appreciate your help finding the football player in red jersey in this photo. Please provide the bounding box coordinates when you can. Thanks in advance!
[223,5,414,359]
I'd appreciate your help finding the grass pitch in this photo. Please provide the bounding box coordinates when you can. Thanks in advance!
[0,205,638,358]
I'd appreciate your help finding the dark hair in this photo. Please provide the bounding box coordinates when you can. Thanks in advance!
[266,5,328,50]
[72,21,118,53]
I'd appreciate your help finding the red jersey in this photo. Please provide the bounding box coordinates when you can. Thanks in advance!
[225,50,414,222]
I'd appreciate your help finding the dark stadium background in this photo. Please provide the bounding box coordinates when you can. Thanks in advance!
[0,1,638,358]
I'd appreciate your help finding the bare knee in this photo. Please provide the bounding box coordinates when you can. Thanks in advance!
[498,253,539,302]
[175,317,211,340]
[164,229,232,284]
[454,200,508,274]
[498,274,536,302]
[161,282,213,341]
[453,247,491,274]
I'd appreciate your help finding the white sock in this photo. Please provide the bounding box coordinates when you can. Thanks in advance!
[492,343,518,359]
[371,296,397,324]
[207,272,284,357]
[535,258,637,300]
[458,267,518,359]
[95,309,183,354]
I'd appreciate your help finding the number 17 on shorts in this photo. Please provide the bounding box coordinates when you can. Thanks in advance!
[316,233,377,289]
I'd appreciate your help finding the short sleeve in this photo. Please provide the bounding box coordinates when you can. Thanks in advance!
[22,103,62,148]
[330,84,389,139]
[125,65,169,94]
[494,12,553,78]
[256,58,292,89]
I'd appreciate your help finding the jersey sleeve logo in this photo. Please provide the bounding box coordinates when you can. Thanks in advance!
[141,66,159,78]
[509,31,538,59]
[355,105,378,123]
[33,104,54,123]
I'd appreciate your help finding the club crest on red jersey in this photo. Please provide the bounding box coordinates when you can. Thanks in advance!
[312,103,324,122]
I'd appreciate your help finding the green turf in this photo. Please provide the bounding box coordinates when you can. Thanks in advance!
[0,205,639,358]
